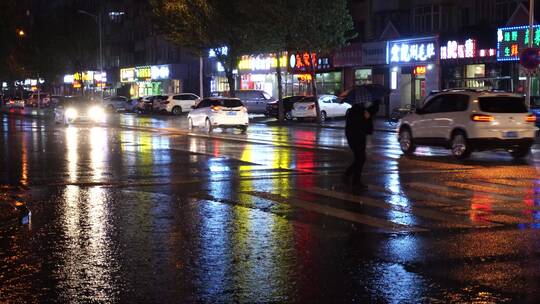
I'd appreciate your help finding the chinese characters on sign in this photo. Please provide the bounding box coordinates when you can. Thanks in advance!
[497,25,540,61]
[288,52,332,73]
[121,65,171,82]
[440,39,496,60]
[387,37,437,64]
[238,54,288,72]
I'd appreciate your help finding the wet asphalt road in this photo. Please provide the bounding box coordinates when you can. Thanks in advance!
[2,113,540,303]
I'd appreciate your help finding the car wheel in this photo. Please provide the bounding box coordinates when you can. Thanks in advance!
[188,118,194,131]
[285,111,293,120]
[510,146,530,159]
[204,118,213,133]
[172,106,182,115]
[451,131,472,159]
[399,128,416,155]
[239,125,248,134]
[320,111,327,122]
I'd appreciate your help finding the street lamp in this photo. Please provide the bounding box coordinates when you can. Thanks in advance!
[17,29,25,37]
[78,9,103,99]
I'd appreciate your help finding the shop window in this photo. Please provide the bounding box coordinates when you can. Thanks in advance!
[466,64,485,78]
[355,69,372,85]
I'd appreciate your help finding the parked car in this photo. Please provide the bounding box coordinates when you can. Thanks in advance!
[135,95,159,114]
[188,97,248,133]
[103,96,129,112]
[153,93,200,115]
[265,95,306,120]
[530,96,540,127]
[398,90,537,159]
[26,93,51,107]
[291,95,351,122]
[221,90,275,114]
[54,96,107,125]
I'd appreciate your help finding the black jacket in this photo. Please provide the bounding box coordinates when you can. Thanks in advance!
[345,103,378,139]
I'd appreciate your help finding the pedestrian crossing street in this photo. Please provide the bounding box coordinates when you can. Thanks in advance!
[198,173,540,234]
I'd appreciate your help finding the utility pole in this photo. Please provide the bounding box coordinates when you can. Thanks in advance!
[78,10,104,100]
[527,0,535,107]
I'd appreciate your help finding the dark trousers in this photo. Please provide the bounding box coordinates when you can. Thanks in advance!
[344,135,367,185]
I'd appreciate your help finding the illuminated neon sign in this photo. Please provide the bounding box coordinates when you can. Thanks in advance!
[387,37,437,64]
[121,65,170,82]
[238,54,288,72]
[413,66,426,75]
[288,52,332,73]
[151,65,170,80]
[497,25,540,61]
[121,68,136,83]
[441,39,496,60]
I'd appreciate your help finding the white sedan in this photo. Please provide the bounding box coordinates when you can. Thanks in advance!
[54,97,107,125]
[188,98,249,133]
[291,95,351,121]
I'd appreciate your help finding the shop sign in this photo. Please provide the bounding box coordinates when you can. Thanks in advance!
[151,65,170,80]
[121,68,136,83]
[209,46,228,58]
[362,41,387,65]
[497,25,540,61]
[413,66,426,75]
[238,54,288,72]
[135,66,151,80]
[63,75,74,84]
[288,52,332,73]
[441,39,496,60]
[387,37,437,64]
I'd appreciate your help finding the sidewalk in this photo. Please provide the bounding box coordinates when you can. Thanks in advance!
[252,117,398,133]
[0,105,53,118]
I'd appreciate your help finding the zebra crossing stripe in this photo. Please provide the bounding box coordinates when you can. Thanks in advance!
[302,187,487,228]
[243,191,426,233]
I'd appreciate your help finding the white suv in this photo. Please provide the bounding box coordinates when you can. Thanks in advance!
[155,93,200,115]
[398,90,537,159]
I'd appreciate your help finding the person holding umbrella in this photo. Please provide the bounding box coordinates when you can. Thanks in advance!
[340,85,389,191]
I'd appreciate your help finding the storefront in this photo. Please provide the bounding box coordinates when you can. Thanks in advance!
[237,53,289,97]
[387,36,440,110]
[287,52,341,95]
[62,71,107,96]
[497,25,540,95]
[120,64,184,98]
[440,38,510,91]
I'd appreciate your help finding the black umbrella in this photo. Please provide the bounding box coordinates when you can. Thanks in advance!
[339,84,391,105]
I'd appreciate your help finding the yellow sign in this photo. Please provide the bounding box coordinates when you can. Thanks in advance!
[238,53,288,72]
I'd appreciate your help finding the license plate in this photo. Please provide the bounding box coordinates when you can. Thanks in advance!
[227,111,236,116]
[503,131,518,138]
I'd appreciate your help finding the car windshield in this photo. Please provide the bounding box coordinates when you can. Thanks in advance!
[211,99,243,108]
[478,96,528,113]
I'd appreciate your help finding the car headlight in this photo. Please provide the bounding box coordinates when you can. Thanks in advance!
[88,106,106,121]
[65,108,78,119]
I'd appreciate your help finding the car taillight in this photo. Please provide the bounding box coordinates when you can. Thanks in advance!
[211,105,222,112]
[471,114,494,122]
[526,114,537,123]
[307,104,315,110]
